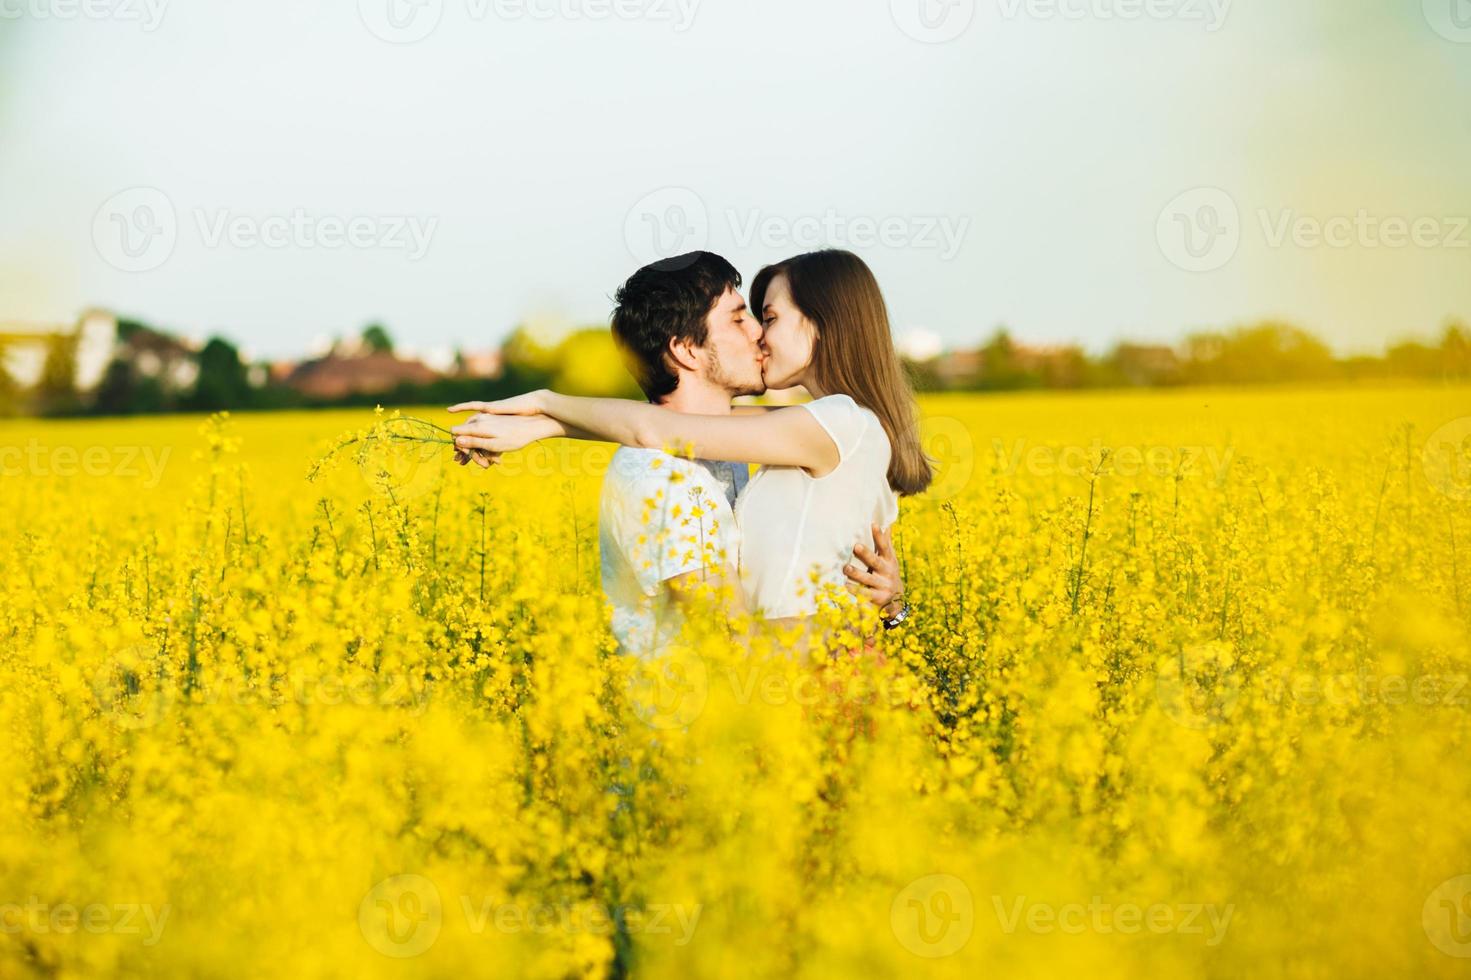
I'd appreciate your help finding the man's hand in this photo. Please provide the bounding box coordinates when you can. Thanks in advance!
[451,412,559,456]
[454,446,498,469]
[844,523,904,615]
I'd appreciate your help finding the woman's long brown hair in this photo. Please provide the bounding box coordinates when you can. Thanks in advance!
[750,250,934,496]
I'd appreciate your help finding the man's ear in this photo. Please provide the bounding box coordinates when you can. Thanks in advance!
[667,335,702,374]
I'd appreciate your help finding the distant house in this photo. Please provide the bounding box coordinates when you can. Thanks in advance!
[933,349,983,387]
[1013,343,1088,387]
[0,308,119,390]
[455,349,503,379]
[118,319,199,390]
[283,351,439,400]
[1111,344,1181,386]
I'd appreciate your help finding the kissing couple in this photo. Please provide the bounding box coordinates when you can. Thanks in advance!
[449,249,933,657]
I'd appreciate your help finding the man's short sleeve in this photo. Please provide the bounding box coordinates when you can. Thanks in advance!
[606,453,737,596]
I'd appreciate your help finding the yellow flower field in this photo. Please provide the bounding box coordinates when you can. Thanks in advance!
[1,383,1469,978]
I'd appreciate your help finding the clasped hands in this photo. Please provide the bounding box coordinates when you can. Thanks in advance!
[448,391,553,469]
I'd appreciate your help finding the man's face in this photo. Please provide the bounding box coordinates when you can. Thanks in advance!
[701,286,766,397]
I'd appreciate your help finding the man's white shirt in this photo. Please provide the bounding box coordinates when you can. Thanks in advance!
[599,448,748,656]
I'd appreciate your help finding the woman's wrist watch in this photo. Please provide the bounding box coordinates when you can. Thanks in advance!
[882,598,909,630]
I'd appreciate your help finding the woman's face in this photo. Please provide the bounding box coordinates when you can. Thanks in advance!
[758,273,817,390]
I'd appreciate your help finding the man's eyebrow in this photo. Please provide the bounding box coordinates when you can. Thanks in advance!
[729,300,748,314]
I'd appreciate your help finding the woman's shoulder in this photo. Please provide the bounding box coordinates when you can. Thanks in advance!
[801,393,897,475]
[805,392,876,425]
[808,392,858,410]
[811,393,892,437]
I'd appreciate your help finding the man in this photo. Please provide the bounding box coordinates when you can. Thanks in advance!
[454,251,903,656]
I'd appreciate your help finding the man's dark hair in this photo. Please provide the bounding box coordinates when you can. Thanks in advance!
[611,251,741,402]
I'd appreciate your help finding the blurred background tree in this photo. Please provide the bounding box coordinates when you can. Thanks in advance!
[0,351,18,416]
[35,333,80,415]
[185,337,251,412]
[361,323,394,354]
[550,328,642,399]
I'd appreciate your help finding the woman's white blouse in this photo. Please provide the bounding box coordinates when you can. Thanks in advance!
[735,394,900,619]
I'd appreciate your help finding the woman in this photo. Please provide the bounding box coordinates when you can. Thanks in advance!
[451,249,932,631]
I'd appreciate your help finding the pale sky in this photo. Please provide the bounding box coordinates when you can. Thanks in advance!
[1,0,1468,361]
